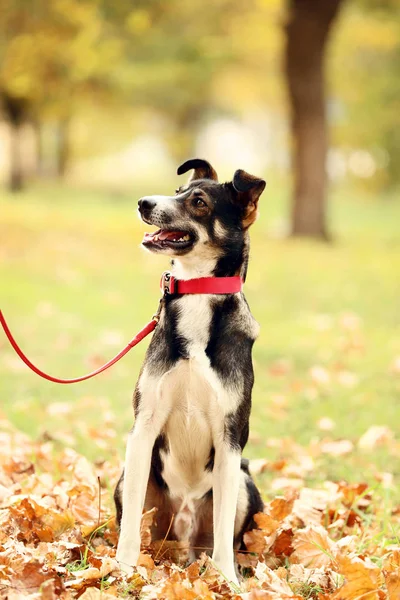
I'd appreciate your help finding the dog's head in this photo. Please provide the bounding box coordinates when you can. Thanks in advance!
[138,159,266,275]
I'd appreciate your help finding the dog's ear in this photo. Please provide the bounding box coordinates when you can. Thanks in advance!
[232,169,266,228]
[177,158,218,182]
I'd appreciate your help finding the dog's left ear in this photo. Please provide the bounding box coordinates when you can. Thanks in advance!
[177,158,218,182]
[232,169,266,228]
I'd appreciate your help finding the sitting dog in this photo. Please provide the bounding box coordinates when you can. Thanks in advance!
[115,158,266,584]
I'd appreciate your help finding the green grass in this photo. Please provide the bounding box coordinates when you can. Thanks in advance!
[1,179,399,496]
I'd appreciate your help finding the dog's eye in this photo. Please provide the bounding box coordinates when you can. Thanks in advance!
[193,198,206,208]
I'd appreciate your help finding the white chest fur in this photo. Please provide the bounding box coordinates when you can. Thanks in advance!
[156,294,239,501]
[176,294,212,355]
[137,291,244,533]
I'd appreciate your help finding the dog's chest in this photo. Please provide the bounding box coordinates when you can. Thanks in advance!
[160,358,214,500]
[176,295,212,356]
[145,294,243,501]
[159,296,217,500]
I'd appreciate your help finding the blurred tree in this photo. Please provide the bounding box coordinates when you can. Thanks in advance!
[115,0,242,163]
[330,0,400,189]
[0,0,126,189]
[1,93,28,191]
[285,0,343,239]
[1,0,398,199]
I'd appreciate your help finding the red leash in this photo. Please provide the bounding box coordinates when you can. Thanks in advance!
[0,309,159,384]
[0,272,242,385]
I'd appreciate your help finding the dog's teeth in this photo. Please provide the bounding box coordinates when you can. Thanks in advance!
[182,235,190,241]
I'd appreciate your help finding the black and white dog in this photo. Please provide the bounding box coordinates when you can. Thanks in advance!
[115,159,266,584]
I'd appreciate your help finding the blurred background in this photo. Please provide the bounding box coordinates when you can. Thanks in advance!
[0,0,399,496]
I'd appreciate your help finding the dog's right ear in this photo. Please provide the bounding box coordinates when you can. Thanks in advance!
[177,158,218,182]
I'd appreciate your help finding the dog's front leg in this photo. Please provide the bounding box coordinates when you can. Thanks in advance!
[212,443,241,585]
[116,381,172,576]
[116,418,156,574]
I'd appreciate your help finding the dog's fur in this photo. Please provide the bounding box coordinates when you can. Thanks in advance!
[114,159,266,583]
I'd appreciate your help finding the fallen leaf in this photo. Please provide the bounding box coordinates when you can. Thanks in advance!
[79,588,117,600]
[390,356,400,375]
[310,366,331,385]
[141,506,157,548]
[337,371,359,388]
[138,552,155,570]
[383,550,400,573]
[255,561,294,595]
[320,440,354,456]
[339,312,362,331]
[317,417,336,431]
[151,539,189,563]
[334,555,382,600]
[291,526,335,568]
[272,528,294,556]
[289,563,331,588]
[385,570,400,600]
[244,528,268,554]
[268,497,294,522]
[358,426,394,450]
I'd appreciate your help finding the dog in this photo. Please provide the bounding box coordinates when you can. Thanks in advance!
[114,158,266,584]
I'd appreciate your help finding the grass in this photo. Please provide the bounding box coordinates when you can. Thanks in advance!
[1,178,399,497]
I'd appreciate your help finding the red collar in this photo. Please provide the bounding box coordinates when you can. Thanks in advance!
[161,271,243,295]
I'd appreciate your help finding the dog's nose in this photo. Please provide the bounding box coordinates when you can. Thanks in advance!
[138,197,156,212]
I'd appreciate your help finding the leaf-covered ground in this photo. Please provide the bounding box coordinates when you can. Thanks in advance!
[1,417,399,599]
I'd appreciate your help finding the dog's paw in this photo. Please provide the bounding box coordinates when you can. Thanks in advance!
[226,572,240,588]
[116,544,139,578]
[210,558,240,588]
[117,560,134,578]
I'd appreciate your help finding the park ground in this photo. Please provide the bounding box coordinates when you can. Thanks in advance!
[0,180,399,598]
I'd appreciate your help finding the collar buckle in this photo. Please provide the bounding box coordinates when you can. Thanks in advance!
[161,271,176,295]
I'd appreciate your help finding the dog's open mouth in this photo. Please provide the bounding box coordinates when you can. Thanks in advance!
[142,229,194,250]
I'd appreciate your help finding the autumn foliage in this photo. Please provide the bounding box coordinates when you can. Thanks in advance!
[0,418,399,600]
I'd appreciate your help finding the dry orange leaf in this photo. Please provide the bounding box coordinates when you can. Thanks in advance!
[138,551,155,570]
[384,570,400,600]
[268,497,294,522]
[79,588,116,600]
[244,528,268,554]
[255,561,294,595]
[254,512,280,535]
[161,580,199,599]
[383,550,400,573]
[272,528,294,556]
[334,555,382,600]
[141,506,158,547]
[291,525,335,568]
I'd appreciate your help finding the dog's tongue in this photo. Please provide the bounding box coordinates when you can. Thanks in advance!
[143,229,186,243]
[158,230,184,241]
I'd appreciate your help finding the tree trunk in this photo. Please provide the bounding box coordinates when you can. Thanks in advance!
[55,117,70,178]
[9,122,24,192]
[167,106,203,165]
[285,0,342,239]
[2,93,28,192]
[33,119,45,177]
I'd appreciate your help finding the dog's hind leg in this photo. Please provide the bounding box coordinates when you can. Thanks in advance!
[235,460,264,548]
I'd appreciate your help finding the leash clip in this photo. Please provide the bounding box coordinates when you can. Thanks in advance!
[161,271,176,295]
[152,297,164,323]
